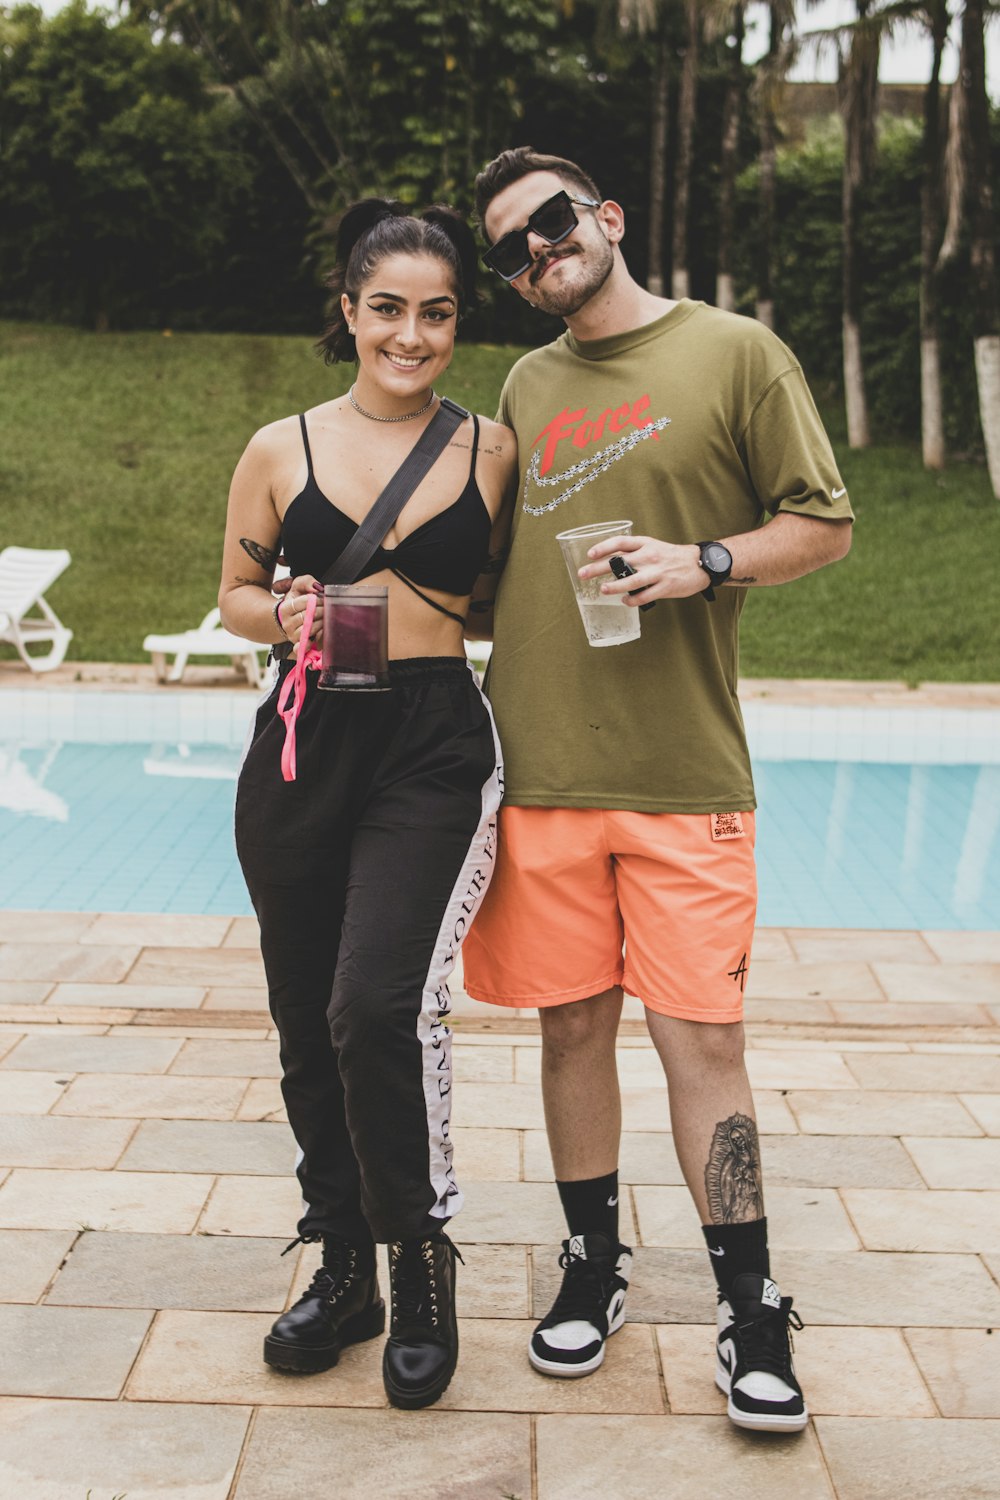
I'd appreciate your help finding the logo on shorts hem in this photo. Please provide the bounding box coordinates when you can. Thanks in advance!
[728,953,749,991]
[711,812,745,841]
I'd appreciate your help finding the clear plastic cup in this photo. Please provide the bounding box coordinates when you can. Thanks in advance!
[556,520,641,648]
[318,584,390,691]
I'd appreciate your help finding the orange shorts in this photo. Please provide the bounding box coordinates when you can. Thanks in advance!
[462,806,757,1023]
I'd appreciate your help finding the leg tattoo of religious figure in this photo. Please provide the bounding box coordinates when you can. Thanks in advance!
[704,1112,764,1224]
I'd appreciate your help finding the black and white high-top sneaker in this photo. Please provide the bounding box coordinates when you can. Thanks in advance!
[715,1272,808,1432]
[529,1232,632,1378]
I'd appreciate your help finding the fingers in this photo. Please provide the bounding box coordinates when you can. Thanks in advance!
[579,535,642,580]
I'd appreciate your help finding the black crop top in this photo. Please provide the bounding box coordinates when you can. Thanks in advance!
[280,412,492,598]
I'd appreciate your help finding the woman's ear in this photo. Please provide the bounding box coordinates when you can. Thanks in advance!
[341,292,357,331]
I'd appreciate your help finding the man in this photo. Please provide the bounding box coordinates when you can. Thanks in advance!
[461,147,853,1433]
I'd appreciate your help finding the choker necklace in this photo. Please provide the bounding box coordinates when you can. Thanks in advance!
[349,386,436,423]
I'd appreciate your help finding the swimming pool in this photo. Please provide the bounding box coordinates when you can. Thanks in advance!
[1,689,998,929]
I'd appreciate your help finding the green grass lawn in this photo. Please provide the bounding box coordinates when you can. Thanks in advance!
[1,320,996,681]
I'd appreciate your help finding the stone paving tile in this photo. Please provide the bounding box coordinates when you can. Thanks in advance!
[450,1082,547,1130]
[222,916,261,948]
[0,943,139,983]
[758,1134,925,1190]
[535,1415,835,1500]
[48,982,207,1009]
[656,1324,936,1416]
[904,1327,1000,1418]
[203,985,271,1011]
[128,1308,386,1406]
[923,931,1000,963]
[745,1049,859,1090]
[786,1089,982,1136]
[52,1072,248,1120]
[961,1093,1000,1134]
[0,1168,213,1233]
[0,912,95,942]
[787,930,937,964]
[197,1174,303,1237]
[634,1185,861,1252]
[830,1000,995,1027]
[815,1416,1000,1500]
[126,946,267,989]
[235,1078,286,1122]
[458,1180,637,1246]
[842,1188,1000,1253]
[0,1115,135,1169]
[750,929,796,962]
[0,982,53,1005]
[168,1039,281,1077]
[783,1250,1000,1328]
[451,1125,520,1181]
[0,1032,183,1074]
[874,962,1000,1004]
[235,1408,531,1500]
[902,1136,1000,1189]
[0,1229,76,1302]
[0,1303,152,1396]
[0,1072,69,1114]
[747,961,881,1000]
[47,1230,296,1312]
[452,1043,516,1082]
[0,1396,250,1500]
[437,1320,664,1414]
[743,997,837,1024]
[81,913,230,947]
[453,1243,530,1319]
[117,1118,294,1176]
[523,1128,682,1185]
[845,1052,1000,1092]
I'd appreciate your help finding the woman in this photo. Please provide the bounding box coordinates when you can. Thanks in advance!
[219,200,515,1410]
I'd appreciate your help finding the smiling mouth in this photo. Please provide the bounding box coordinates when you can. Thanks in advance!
[533,249,577,285]
[381,352,429,369]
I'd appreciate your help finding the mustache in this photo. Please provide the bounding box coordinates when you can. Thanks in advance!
[530,246,578,286]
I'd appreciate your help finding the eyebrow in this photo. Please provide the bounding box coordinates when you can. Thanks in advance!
[366,292,456,307]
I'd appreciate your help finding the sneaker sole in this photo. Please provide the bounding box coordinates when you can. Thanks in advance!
[263,1298,385,1374]
[528,1304,626,1379]
[715,1359,809,1433]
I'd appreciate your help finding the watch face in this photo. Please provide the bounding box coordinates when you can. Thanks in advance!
[703,543,731,572]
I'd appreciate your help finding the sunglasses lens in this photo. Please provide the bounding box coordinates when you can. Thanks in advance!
[531,197,576,242]
[485,233,530,281]
[484,193,579,280]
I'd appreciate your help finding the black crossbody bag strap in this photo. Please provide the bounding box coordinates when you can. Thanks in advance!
[322,396,469,585]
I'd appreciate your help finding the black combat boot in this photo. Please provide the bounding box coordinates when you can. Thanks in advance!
[382,1233,461,1409]
[264,1235,384,1374]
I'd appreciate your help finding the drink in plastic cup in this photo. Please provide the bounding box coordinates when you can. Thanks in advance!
[319,584,390,691]
[556,520,641,647]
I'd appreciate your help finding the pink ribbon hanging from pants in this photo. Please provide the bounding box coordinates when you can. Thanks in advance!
[277,593,321,782]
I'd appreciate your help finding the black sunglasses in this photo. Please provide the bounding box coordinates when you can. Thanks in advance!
[482,190,600,281]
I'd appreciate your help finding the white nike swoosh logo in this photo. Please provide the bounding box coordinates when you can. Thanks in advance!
[832,486,846,498]
[708,1246,725,1257]
[607,1195,619,1206]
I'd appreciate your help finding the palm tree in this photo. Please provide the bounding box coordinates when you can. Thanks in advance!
[711,2,747,311]
[617,0,672,295]
[917,0,952,470]
[837,1,881,449]
[754,2,797,329]
[672,0,701,297]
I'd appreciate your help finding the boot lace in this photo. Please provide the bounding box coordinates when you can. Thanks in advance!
[735,1299,804,1379]
[388,1235,463,1333]
[295,1240,357,1307]
[548,1243,616,1325]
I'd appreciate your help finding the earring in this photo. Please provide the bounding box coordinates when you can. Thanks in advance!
[348,324,356,335]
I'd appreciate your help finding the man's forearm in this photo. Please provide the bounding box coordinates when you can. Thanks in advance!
[723,512,852,588]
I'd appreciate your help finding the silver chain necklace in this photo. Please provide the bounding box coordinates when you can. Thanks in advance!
[349,386,436,423]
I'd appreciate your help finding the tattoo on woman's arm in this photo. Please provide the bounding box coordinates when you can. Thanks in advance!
[704,1112,764,1224]
[239,537,279,570]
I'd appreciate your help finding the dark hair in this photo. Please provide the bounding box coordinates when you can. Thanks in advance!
[474,147,602,228]
[317,198,479,365]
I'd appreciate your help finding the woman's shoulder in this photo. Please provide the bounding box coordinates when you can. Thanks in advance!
[473,413,517,463]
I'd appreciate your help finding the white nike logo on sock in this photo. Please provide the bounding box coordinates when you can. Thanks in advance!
[607,1195,619,1206]
[708,1246,725,1257]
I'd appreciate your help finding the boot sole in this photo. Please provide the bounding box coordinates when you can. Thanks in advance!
[264,1298,385,1374]
[382,1347,458,1410]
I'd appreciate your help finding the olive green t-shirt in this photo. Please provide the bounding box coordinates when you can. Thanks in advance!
[487,300,853,813]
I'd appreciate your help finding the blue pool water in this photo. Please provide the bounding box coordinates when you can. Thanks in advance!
[0,692,997,928]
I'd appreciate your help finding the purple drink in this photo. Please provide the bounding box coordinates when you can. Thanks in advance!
[319,585,390,691]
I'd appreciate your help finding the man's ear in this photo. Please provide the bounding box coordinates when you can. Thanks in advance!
[597,200,625,246]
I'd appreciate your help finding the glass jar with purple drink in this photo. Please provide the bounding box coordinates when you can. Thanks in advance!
[318,584,390,691]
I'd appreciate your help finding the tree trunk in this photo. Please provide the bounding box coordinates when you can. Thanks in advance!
[962,0,1000,496]
[920,7,948,470]
[756,3,780,328]
[672,0,699,300]
[716,4,745,312]
[839,6,878,448]
[647,30,670,296]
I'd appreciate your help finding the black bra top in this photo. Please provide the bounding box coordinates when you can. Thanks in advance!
[280,411,491,597]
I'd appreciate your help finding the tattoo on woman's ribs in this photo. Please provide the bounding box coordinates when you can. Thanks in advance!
[704,1112,763,1224]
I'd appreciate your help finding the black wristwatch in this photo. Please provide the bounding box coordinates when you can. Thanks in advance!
[697,540,733,602]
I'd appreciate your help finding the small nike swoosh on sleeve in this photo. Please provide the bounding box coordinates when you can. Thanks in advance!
[832,486,846,498]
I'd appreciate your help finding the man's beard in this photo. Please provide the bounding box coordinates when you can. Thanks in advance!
[527,236,614,317]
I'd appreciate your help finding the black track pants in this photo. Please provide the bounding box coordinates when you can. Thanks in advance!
[235,657,503,1244]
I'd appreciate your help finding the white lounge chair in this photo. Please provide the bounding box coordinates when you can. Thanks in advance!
[0,546,74,673]
[143,607,269,688]
[464,639,492,680]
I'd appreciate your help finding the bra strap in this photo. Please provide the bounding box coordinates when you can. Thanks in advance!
[391,569,467,628]
[298,413,315,477]
[468,414,480,482]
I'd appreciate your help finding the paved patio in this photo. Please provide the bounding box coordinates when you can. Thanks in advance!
[0,910,998,1498]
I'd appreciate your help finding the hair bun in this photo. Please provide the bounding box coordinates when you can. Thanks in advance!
[336,198,404,265]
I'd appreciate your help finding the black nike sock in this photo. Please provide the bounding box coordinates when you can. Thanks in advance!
[557,1171,620,1243]
[702,1216,770,1300]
